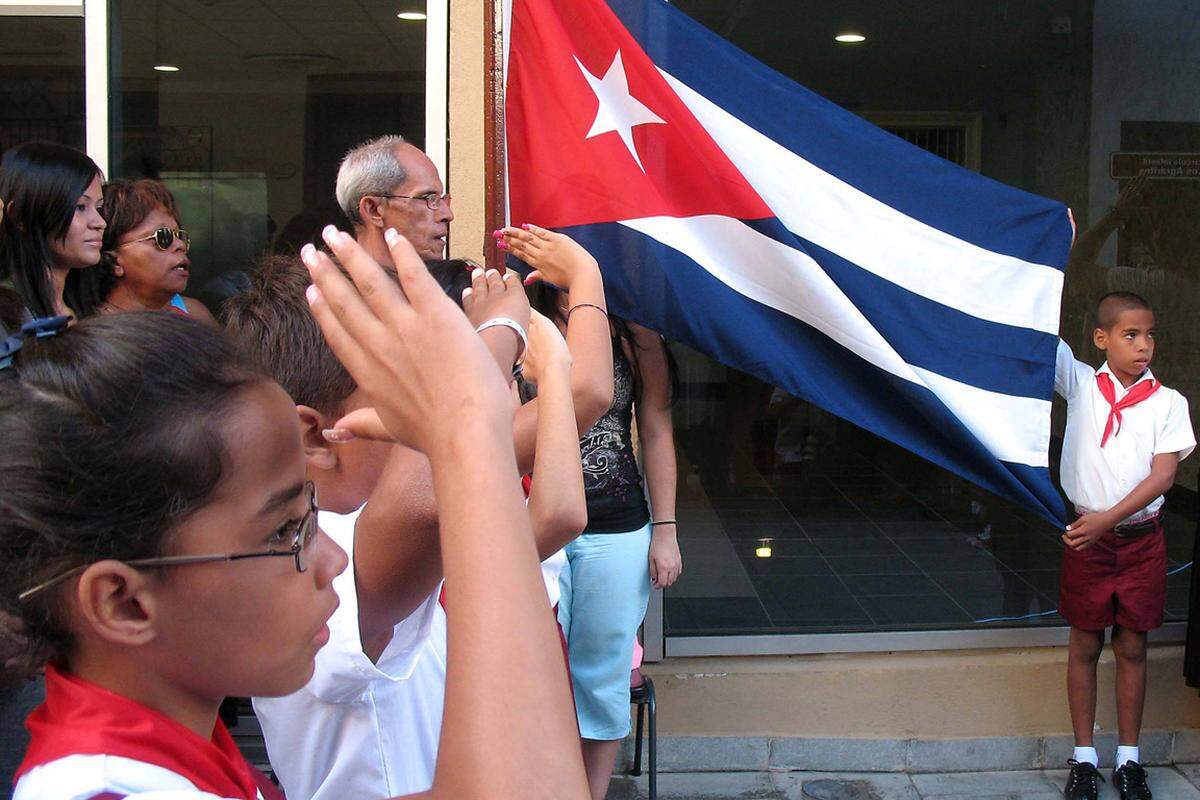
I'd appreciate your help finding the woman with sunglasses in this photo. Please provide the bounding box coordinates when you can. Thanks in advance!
[0,142,107,321]
[98,179,218,325]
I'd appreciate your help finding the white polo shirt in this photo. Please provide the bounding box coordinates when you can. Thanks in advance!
[1055,340,1195,524]
[252,506,447,800]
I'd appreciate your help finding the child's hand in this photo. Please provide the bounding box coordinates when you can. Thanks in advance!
[1062,512,1115,551]
[520,310,571,386]
[303,226,512,455]
[462,266,531,332]
[494,224,600,290]
[649,526,682,589]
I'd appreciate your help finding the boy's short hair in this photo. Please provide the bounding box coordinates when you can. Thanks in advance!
[223,253,357,415]
[1096,291,1153,330]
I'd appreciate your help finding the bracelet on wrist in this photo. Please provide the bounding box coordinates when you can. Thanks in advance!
[475,316,528,369]
[567,302,608,321]
[651,519,677,527]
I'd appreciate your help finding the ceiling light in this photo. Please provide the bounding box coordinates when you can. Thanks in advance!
[835,33,866,43]
[397,11,427,20]
[153,64,180,72]
[755,538,773,559]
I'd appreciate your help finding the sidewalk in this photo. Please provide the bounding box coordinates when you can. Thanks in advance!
[608,764,1200,799]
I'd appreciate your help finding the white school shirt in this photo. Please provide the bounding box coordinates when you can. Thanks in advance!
[252,505,447,800]
[15,754,260,800]
[1055,340,1195,524]
[541,548,567,607]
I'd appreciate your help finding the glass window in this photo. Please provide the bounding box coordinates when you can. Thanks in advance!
[0,15,84,155]
[108,0,428,313]
[666,1,1197,638]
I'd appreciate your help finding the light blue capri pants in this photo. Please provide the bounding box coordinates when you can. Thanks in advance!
[556,522,653,741]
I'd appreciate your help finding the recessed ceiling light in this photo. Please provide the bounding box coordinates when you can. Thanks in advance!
[153,64,180,72]
[835,33,866,43]
[397,11,427,20]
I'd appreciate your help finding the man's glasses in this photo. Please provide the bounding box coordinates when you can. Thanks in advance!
[117,227,191,252]
[376,192,452,211]
[18,482,320,602]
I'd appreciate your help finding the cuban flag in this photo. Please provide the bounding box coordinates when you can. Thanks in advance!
[504,0,1073,525]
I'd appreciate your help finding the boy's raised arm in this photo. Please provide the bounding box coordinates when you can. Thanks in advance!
[304,226,589,800]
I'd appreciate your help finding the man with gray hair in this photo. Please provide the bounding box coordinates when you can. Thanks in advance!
[335,135,454,264]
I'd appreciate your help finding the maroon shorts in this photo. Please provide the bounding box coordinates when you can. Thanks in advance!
[1059,519,1167,632]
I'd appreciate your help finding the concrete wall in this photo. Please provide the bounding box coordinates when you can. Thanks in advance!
[645,646,1200,739]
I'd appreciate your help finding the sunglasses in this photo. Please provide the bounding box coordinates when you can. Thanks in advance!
[117,227,190,252]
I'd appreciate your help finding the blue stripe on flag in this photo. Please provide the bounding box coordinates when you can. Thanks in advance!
[548,221,1067,525]
[739,217,1059,401]
[605,0,1074,271]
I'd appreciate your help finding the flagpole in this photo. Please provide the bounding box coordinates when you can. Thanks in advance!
[484,0,507,271]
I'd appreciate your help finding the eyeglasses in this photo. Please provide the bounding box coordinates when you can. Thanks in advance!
[376,192,452,211]
[117,227,191,252]
[18,481,319,602]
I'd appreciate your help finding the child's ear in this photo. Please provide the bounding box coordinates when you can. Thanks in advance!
[297,405,338,471]
[74,561,158,648]
[1093,327,1109,352]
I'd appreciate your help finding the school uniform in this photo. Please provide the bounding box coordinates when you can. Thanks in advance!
[14,667,280,800]
[254,490,571,800]
[1055,341,1195,631]
[252,505,448,800]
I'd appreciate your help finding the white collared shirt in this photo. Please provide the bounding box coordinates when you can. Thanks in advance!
[252,505,447,800]
[1055,340,1195,524]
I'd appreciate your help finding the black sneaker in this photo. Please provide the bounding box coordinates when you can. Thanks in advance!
[1064,759,1103,799]
[1113,760,1152,800]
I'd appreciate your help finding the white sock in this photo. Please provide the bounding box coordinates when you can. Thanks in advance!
[1117,745,1140,767]
[1073,746,1099,766]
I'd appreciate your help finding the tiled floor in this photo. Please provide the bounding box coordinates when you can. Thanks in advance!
[666,419,1196,637]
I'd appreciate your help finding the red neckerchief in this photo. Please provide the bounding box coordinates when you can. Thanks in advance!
[1096,371,1160,447]
[17,666,279,799]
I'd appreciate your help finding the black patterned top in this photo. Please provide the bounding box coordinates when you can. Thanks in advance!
[578,339,650,533]
[519,337,650,534]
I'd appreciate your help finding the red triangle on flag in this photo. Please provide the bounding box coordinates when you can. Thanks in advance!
[506,0,772,228]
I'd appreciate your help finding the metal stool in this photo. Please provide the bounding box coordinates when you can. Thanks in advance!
[629,667,657,799]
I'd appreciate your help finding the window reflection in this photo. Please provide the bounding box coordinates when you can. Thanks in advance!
[109,0,427,314]
[666,0,1198,637]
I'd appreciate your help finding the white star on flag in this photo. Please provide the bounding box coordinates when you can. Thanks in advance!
[575,49,666,173]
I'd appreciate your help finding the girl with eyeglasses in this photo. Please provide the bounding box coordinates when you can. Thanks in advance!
[98,179,218,325]
[0,142,107,322]
[0,229,588,799]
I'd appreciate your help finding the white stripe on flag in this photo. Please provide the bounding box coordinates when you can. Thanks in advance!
[619,214,1050,467]
[661,71,1064,336]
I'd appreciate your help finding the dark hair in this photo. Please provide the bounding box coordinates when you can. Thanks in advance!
[99,179,180,295]
[527,282,678,408]
[0,313,265,668]
[1096,291,1153,330]
[0,142,106,318]
[224,253,357,415]
[0,287,24,334]
[428,258,480,303]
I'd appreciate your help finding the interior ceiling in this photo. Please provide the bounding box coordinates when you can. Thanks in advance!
[671,0,1093,109]
[117,0,426,79]
[0,16,83,66]
[1,1,1092,102]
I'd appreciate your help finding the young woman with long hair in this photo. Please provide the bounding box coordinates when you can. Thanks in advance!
[0,142,106,320]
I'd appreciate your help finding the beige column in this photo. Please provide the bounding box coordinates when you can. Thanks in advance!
[448,0,488,265]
